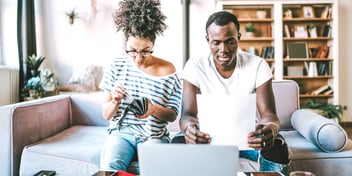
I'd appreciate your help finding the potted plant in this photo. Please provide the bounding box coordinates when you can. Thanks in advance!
[66,9,79,25]
[25,54,45,77]
[301,99,343,122]
[245,23,255,38]
[22,76,45,99]
[307,23,317,38]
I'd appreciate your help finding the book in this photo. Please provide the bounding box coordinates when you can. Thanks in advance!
[320,6,329,18]
[266,46,275,59]
[318,62,327,75]
[287,42,308,59]
[316,45,330,58]
[322,24,332,37]
[284,25,291,38]
[261,46,274,59]
[323,88,334,95]
[311,85,331,95]
[304,61,309,73]
[261,47,268,58]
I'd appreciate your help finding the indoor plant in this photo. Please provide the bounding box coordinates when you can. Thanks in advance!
[25,54,45,77]
[66,9,79,25]
[245,23,255,38]
[22,76,45,99]
[302,99,343,122]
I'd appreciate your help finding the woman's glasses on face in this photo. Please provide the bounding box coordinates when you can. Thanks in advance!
[125,50,153,57]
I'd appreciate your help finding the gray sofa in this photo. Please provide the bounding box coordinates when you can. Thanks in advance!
[1,80,352,176]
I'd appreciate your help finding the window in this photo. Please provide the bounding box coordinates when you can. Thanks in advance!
[0,0,18,67]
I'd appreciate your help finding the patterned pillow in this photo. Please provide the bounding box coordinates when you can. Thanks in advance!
[67,65,103,91]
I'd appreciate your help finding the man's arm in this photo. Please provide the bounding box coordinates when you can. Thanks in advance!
[256,79,280,128]
[180,80,211,144]
[248,79,280,150]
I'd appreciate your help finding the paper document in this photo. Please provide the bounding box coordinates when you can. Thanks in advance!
[197,94,256,150]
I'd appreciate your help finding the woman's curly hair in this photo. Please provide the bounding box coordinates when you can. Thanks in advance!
[113,0,167,43]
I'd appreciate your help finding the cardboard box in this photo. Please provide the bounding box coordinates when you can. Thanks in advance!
[287,66,304,76]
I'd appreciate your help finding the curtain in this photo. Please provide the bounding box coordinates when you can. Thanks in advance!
[17,0,37,101]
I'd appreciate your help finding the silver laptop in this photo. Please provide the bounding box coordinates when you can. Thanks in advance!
[137,143,239,176]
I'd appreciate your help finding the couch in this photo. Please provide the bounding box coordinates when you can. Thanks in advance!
[1,80,351,176]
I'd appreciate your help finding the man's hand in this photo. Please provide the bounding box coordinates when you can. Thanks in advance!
[247,123,276,150]
[184,124,211,144]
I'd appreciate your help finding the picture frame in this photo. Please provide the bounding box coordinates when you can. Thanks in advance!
[287,42,308,59]
[303,6,315,18]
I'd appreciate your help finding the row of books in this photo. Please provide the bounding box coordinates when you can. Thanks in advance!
[311,85,333,96]
[283,23,332,38]
[261,46,274,59]
[304,61,332,76]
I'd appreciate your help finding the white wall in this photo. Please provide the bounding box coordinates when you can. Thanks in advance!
[35,0,352,121]
[36,0,183,86]
[338,0,352,121]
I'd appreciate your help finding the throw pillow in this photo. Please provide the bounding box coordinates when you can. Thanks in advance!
[291,109,348,152]
[67,65,103,91]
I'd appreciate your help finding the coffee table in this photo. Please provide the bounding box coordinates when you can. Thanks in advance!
[93,171,283,176]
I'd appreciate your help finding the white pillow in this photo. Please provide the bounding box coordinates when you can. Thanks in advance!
[67,65,103,90]
[291,109,348,152]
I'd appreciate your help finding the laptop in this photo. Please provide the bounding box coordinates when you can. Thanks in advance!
[137,144,239,176]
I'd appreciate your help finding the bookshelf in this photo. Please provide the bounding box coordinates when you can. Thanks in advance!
[217,0,339,105]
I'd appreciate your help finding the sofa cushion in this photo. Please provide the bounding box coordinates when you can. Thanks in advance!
[291,109,348,152]
[20,126,107,176]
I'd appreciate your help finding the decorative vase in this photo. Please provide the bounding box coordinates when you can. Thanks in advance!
[29,89,40,99]
[309,27,318,38]
[256,10,267,19]
[246,32,254,38]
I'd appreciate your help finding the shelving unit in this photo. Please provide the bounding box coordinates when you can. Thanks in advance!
[223,4,275,60]
[217,0,339,106]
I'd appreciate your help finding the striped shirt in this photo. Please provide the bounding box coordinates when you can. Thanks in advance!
[100,57,182,141]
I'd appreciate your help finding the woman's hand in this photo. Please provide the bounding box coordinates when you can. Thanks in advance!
[135,98,155,119]
[110,82,127,104]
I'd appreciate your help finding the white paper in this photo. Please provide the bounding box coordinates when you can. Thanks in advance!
[197,94,256,150]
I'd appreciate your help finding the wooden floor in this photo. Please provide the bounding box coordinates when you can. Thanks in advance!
[340,122,352,139]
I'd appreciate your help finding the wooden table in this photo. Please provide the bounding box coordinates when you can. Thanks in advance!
[93,171,284,176]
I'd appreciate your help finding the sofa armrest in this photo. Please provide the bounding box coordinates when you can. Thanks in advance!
[0,95,72,176]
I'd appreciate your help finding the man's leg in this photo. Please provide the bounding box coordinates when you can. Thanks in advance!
[259,134,290,175]
[170,131,186,143]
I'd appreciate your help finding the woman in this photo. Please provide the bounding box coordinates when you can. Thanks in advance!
[99,0,182,172]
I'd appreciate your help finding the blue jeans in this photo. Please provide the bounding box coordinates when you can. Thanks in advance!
[100,126,169,171]
[240,150,289,175]
[171,132,289,175]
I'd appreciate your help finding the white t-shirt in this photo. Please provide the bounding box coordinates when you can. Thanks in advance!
[182,50,272,95]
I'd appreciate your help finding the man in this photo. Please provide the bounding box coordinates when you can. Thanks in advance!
[178,11,289,174]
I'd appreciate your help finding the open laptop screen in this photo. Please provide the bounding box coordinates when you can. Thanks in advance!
[138,144,239,176]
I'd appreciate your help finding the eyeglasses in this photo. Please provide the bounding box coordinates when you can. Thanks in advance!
[125,50,153,57]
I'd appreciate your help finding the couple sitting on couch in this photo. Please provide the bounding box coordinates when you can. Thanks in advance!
[99,0,289,175]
